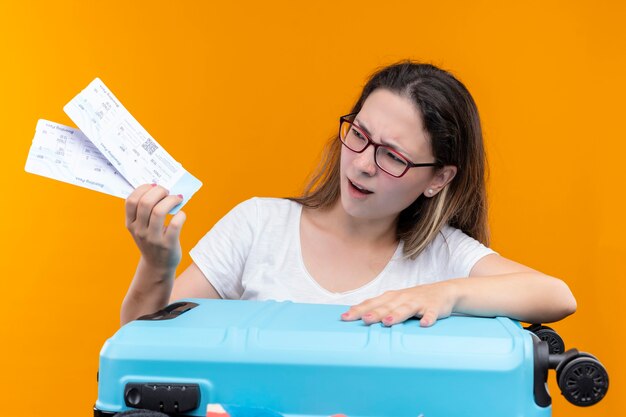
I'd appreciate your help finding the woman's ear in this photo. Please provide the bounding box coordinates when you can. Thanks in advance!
[424,165,457,197]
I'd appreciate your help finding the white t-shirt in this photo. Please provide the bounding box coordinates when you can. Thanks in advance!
[190,198,496,305]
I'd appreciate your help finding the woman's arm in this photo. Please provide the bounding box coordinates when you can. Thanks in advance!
[170,262,222,301]
[454,254,576,323]
[120,257,177,326]
[121,260,222,326]
[120,184,186,326]
[341,254,577,327]
[120,185,224,326]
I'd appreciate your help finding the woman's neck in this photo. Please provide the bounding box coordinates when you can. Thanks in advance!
[306,200,399,248]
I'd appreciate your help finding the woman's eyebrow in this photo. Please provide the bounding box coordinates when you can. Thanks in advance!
[355,117,410,155]
[354,117,373,137]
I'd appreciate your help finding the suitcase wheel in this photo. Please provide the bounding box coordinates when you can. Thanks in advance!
[556,352,609,406]
[526,324,566,354]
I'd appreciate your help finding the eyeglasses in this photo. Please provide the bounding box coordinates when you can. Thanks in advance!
[339,114,438,178]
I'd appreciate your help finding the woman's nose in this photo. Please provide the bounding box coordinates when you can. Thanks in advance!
[353,145,377,176]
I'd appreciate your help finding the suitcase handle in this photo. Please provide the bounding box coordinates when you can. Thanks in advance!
[136,301,199,321]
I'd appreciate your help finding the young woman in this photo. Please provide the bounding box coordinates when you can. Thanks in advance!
[120,61,576,327]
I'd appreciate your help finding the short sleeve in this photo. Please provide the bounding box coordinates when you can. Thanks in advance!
[189,198,259,299]
[441,226,497,278]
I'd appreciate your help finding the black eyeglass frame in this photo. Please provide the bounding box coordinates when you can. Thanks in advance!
[338,113,438,178]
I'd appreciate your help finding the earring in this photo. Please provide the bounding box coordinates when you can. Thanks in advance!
[427,189,434,195]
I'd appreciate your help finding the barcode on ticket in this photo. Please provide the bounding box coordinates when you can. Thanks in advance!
[142,138,158,155]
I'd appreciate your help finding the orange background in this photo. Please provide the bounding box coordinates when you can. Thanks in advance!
[0,1,624,416]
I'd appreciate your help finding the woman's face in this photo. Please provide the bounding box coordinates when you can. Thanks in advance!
[339,88,438,222]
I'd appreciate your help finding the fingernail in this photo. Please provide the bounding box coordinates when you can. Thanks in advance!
[363,313,373,320]
[383,315,393,323]
[341,312,350,318]
[177,194,183,199]
[151,183,157,187]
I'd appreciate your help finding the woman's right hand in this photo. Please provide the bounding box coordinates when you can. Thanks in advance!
[125,184,187,273]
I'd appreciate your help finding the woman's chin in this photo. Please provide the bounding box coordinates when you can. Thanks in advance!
[339,193,378,220]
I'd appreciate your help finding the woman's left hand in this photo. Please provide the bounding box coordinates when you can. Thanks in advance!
[341,281,459,327]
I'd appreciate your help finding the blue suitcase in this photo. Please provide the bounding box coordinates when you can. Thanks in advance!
[94,299,608,417]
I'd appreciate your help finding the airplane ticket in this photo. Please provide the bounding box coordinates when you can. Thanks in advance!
[25,119,134,198]
[63,78,202,211]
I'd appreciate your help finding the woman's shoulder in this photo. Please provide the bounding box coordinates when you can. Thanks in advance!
[418,224,491,257]
[438,224,481,243]
[398,224,494,278]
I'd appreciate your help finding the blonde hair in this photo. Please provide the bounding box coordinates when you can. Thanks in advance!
[291,61,489,258]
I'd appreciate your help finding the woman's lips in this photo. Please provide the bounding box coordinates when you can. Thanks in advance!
[348,179,374,196]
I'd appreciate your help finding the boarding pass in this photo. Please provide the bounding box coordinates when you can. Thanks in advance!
[25,78,202,213]
[25,119,134,198]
